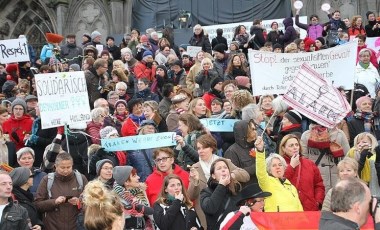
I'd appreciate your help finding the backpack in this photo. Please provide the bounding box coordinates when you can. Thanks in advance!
[47,170,84,198]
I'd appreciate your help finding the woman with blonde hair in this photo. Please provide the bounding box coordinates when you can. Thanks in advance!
[153,174,202,230]
[195,57,219,97]
[143,100,168,132]
[82,180,124,230]
[188,98,211,118]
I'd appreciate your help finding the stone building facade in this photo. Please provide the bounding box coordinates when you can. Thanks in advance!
[0,0,378,55]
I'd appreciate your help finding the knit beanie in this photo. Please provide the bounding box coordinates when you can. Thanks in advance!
[100,50,110,57]
[2,80,16,94]
[142,50,153,58]
[213,43,227,54]
[11,98,27,113]
[230,41,240,49]
[115,99,127,109]
[83,33,91,41]
[91,31,102,40]
[113,166,133,186]
[156,65,167,73]
[356,96,372,109]
[99,126,119,139]
[366,11,374,19]
[284,110,302,124]
[121,47,133,57]
[6,63,18,74]
[316,37,325,46]
[273,43,283,51]
[69,64,80,71]
[235,76,250,87]
[9,167,30,187]
[96,159,113,176]
[140,35,149,43]
[211,77,224,89]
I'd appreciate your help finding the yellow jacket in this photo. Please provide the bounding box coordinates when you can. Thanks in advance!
[256,151,304,212]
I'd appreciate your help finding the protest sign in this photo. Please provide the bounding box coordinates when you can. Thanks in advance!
[365,36,380,62]
[101,132,177,151]
[282,63,351,128]
[203,16,307,46]
[248,40,357,96]
[0,38,30,63]
[200,119,239,132]
[35,71,91,129]
[187,46,202,57]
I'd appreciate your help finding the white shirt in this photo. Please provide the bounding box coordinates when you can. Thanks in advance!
[220,211,258,230]
[0,203,8,220]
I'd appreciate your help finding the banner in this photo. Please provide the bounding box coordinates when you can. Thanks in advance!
[0,38,30,63]
[35,71,91,129]
[101,132,177,151]
[248,40,357,96]
[187,46,202,57]
[250,211,374,229]
[283,63,351,129]
[203,16,307,46]
[365,36,380,62]
[200,119,239,132]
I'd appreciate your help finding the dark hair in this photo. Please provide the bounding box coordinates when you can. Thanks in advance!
[333,10,341,14]
[178,113,204,133]
[253,19,262,25]
[138,77,149,85]
[162,83,174,97]
[264,42,272,47]
[216,28,223,36]
[131,28,140,36]
[156,174,193,208]
[356,34,367,42]
[160,44,170,51]
[309,14,319,21]
[225,54,248,75]
[209,158,240,195]
[196,134,217,152]
[106,36,115,41]
[233,25,246,38]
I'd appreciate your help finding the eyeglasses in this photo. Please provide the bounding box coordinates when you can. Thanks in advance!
[155,156,172,164]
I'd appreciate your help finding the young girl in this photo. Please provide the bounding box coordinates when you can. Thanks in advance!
[153,174,202,230]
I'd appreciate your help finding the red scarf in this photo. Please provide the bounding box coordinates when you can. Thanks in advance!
[116,151,127,166]
[264,109,274,117]
[281,123,301,132]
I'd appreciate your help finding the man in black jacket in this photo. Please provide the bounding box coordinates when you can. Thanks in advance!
[0,171,30,230]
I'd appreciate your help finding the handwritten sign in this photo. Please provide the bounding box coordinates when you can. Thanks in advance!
[186,46,202,57]
[101,132,177,151]
[35,71,91,129]
[200,119,239,132]
[283,63,351,128]
[248,40,357,96]
[203,16,307,46]
[0,38,30,63]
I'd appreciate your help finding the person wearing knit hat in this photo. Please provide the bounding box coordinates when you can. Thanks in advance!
[100,49,110,58]
[315,37,327,50]
[99,126,119,139]
[202,77,224,109]
[2,80,17,98]
[82,33,91,46]
[11,98,27,114]
[229,41,240,52]
[277,110,303,148]
[142,50,153,59]
[273,43,283,53]
[9,167,31,187]
[113,165,133,186]
[366,11,375,19]
[283,110,302,124]
[69,64,80,71]
[96,159,114,177]
[235,76,251,90]
[140,35,149,43]
[91,30,102,41]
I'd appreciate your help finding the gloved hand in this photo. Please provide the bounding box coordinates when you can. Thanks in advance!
[28,134,39,145]
[57,126,64,135]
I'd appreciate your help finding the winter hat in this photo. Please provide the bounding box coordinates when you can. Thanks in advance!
[121,47,133,57]
[113,166,133,186]
[140,35,149,43]
[6,63,18,74]
[11,98,27,112]
[235,76,250,87]
[115,99,127,109]
[83,33,91,41]
[171,94,188,104]
[211,77,224,89]
[316,37,325,46]
[16,147,35,160]
[272,43,283,51]
[366,11,374,19]
[211,97,223,105]
[181,52,190,58]
[91,31,102,40]
[356,96,372,109]
[137,119,157,133]
[69,64,80,71]
[213,43,227,54]
[284,110,302,124]
[106,36,115,42]
[25,95,38,102]
[170,60,182,68]
[2,80,16,94]
[156,65,167,75]
[99,126,119,139]
[179,44,189,50]
[100,50,110,57]
[9,167,31,187]
[96,159,113,176]
[142,50,153,58]
[230,41,240,49]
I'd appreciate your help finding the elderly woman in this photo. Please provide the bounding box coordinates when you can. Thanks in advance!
[194,58,219,97]
[10,167,43,230]
[186,50,205,92]
[115,81,130,102]
[86,107,107,145]
[188,134,249,229]
[279,134,325,211]
[322,157,358,211]
[355,48,380,98]
[258,94,275,125]
[269,96,289,142]
[189,24,212,54]
[121,98,145,136]
[255,136,303,212]
[348,96,380,145]
[166,94,189,132]
[16,147,47,197]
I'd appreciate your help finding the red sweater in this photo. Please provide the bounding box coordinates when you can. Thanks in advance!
[121,117,138,137]
[134,61,156,82]
[284,155,325,211]
[2,115,33,150]
[146,164,189,206]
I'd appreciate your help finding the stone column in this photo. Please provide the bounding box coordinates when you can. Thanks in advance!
[110,0,124,34]
[56,2,68,35]
[124,0,133,34]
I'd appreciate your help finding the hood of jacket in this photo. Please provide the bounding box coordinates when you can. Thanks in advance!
[233,120,255,149]
[283,17,294,28]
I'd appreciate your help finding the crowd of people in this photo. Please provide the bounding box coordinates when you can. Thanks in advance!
[3,5,380,230]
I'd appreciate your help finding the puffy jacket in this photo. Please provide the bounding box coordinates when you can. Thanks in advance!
[134,61,156,82]
[2,114,33,151]
[133,88,160,103]
[89,147,120,180]
[0,198,29,230]
[256,150,303,212]
[284,155,325,211]
[85,121,102,145]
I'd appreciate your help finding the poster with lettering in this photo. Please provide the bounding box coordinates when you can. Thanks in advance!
[101,132,177,151]
[187,46,202,57]
[364,36,380,62]
[200,118,239,132]
[248,40,357,96]
[0,38,30,63]
[35,71,91,129]
[282,63,351,129]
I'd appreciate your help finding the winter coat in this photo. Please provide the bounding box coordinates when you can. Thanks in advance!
[0,198,29,230]
[121,115,145,137]
[266,30,281,45]
[145,164,189,206]
[166,109,181,132]
[30,168,47,197]
[177,130,202,170]
[128,148,154,182]
[195,69,218,96]
[133,88,160,103]
[354,62,380,98]
[189,31,212,55]
[300,125,350,192]
[280,17,298,47]
[61,132,90,176]
[284,155,325,211]
[224,120,257,186]
[211,36,228,50]
[34,171,88,230]
[249,25,266,50]
[85,121,102,145]
[3,140,17,167]
[40,44,54,62]
[348,26,366,37]
[167,68,187,87]
[2,114,33,151]
[134,61,156,82]
[153,200,202,230]
[188,158,250,229]
[200,182,241,230]
[88,147,120,180]
[186,61,202,92]
[60,43,83,66]
[84,68,106,109]
[158,97,172,120]
[276,124,303,152]
[347,117,380,147]
[365,21,380,37]
[12,186,43,228]
[319,211,360,230]
[106,45,121,61]
[256,150,303,212]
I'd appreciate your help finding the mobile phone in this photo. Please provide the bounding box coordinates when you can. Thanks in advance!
[65,196,73,202]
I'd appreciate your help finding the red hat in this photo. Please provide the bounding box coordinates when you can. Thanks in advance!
[235,76,250,87]
[5,63,18,74]
[140,35,148,43]
[46,33,64,44]
[303,37,315,52]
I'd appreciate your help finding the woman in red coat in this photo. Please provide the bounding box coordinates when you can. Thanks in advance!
[279,134,325,211]
[121,98,145,136]
[2,98,33,151]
